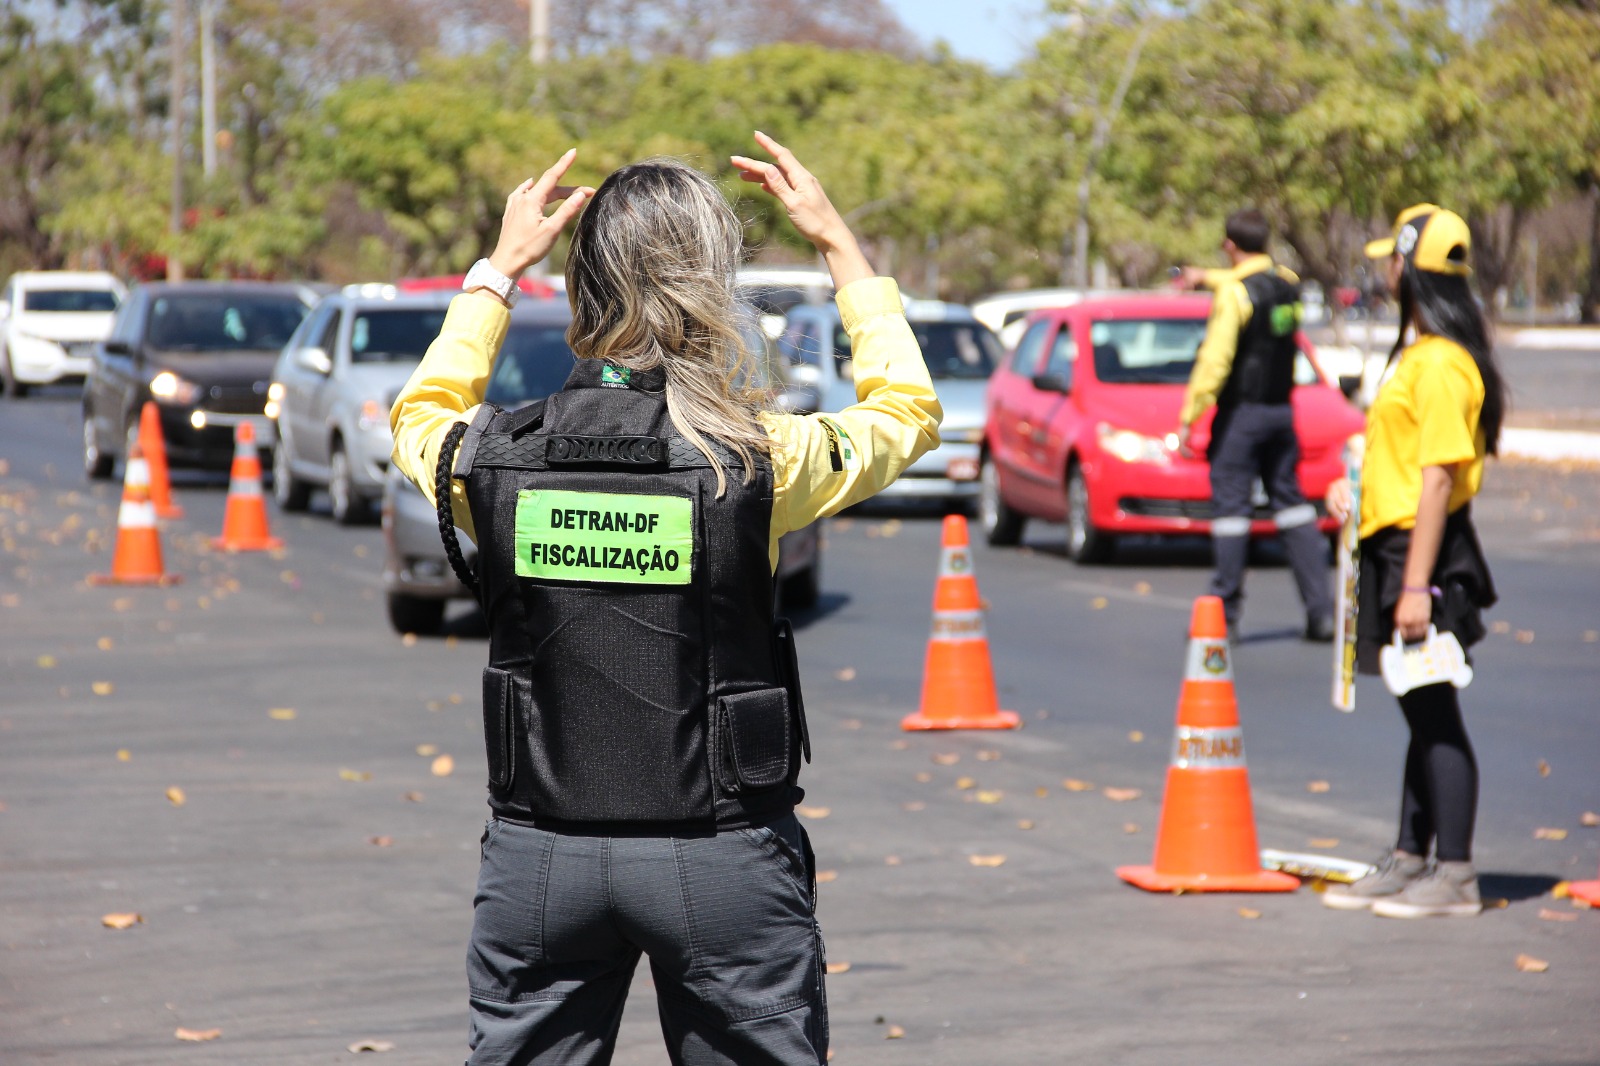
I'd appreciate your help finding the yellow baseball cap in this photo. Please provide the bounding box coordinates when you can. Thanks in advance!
[1364,204,1472,277]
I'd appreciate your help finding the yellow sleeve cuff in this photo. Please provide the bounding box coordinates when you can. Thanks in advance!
[835,277,904,332]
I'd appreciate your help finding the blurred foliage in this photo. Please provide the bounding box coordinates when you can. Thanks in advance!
[1,0,1598,318]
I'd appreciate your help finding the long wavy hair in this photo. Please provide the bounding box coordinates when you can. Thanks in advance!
[1389,261,1507,455]
[564,159,770,495]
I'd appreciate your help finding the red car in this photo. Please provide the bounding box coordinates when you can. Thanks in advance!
[979,294,1364,562]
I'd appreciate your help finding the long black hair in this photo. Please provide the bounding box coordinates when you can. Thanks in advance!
[1389,261,1507,455]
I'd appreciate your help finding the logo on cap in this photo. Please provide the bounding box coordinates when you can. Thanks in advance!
[1396,224,1420,257]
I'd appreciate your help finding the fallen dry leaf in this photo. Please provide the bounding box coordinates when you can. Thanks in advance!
[36,655,57,669]
[348,1039,396,1053]
[914,771,933,784]
[833,667,857,681]
[815,870,838,883]
[431,755,455,777]
[1537,759,1551,777]
[101,912,142,929]
[1017,819,1036,830]
[932,752,960,766]
[91,681,114,696]
[839,718,863,730]
[1538,908,1578,923]
[425,700,443,712]
[1534,827,1568,841]
[902,801,926,812]
[449,693,463,705]
[1102,787,1142,802]
[884,855,901,865]
[353,544,369,558]
[975,790,1003,804]
[1308,838,1340,849]
[955,776,976,790]
[368,836,393,847]
[976,749,1001,762]
[1237,907,1262,920]
[1306,780,1331,793]
[339,769,372,783]
[97,637,113,650]
[116,749,131,762]
[885,1024,905,1039]
[1514,630,1535,644]
[174,1027,221,1042]
[1090,596,1108,610]
[401,633,418,646]
[445,635,459,648]
[1128,731,1145,743]
[1514,954,1549,974]
[402,791,425,803]
[1133,581,1151,595]
[1490,619,1511,635]
[1034,786,1049,798]
[1584,630,1599,644]
[797,805,831,819]
[165,786,186,807]
[825,961,852,975]
[1123,822,1140,834]
[969,854,1006,867]
[415,744,438,757]
[268,708,297,721]
[1582,811,1600,827]
[1062,778,1095,792]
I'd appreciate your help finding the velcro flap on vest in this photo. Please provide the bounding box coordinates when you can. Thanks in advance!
[717,688,791,791]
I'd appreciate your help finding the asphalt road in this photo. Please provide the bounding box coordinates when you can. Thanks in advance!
[2,389,1598,1066]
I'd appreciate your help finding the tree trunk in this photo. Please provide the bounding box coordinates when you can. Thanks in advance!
[1583,179,1600,325]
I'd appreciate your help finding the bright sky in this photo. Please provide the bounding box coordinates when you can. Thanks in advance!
[884,0,1042,70]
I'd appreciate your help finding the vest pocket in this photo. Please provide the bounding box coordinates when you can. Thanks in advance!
[714,688,792,792]
[481,667,516,792]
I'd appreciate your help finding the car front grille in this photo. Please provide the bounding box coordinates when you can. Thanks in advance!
[1118,498,1327,522]
[204,383,268,415]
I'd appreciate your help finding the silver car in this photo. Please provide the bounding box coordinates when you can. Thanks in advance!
[269,287,452,524]
[776,300,999,505]
[380,300,823,635]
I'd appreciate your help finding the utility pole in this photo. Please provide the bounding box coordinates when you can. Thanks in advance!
[168,0,188,281]
[200,0,217,178]
[530,0,551,65]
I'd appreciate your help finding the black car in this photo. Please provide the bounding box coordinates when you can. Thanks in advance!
[82,281,314,478]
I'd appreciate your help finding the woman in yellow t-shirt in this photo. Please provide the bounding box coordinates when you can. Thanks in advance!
[1321,206,1504,919]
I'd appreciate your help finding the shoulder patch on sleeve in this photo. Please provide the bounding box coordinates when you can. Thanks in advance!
[818,416,860,474]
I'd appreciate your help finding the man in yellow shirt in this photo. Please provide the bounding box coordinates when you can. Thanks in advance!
[1178,208,1334,642]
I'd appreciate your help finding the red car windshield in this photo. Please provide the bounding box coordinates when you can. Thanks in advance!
[1088,318,1209,384]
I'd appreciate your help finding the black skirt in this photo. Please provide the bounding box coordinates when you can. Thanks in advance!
[1355,506,1497,676]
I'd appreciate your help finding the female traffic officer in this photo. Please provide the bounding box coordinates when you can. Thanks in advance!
[1321,205,1503,919]
[389,135,941,1064]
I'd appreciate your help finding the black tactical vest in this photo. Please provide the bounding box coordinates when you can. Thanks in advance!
[1217,269,1301,408]
[449,360,809,831]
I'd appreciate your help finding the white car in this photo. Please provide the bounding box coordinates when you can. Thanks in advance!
[0,271,126,396]
[971,287,1123,351]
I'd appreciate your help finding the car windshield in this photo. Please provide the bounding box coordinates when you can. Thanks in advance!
[349,308,449,364]
[22,289,119,313]
[146,292,309,351]
[1088,318,1210,384]
[484,324,578,407]
[833,320,1000,380]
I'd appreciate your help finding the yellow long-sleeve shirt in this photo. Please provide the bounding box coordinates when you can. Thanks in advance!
[1179,254,1300,426]
[390,276,943,570]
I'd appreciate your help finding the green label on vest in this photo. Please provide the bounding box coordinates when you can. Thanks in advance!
[1270,302,1300,337]
[514,489,693,584]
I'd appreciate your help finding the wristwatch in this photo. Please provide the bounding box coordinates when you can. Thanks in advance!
[463,258,519,308]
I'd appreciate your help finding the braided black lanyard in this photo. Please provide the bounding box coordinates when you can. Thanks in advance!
[435,420,479,601]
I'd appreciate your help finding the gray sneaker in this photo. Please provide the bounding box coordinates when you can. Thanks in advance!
[1322,850,1427,910]
[1371,861,1482,918]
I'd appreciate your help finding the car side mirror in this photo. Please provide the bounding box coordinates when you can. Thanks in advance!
[1338,374,1362,400]
[296,346,333,375]
[102,339,132,356]
[1031,372,1070,394]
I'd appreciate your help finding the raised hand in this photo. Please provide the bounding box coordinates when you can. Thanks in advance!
[732,132,871,288]
[487,149,596,279]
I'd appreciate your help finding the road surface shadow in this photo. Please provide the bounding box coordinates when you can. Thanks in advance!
[784,590,851,630]
[1478,872,1563,904]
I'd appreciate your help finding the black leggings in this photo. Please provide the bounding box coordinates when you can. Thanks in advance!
[1395,683,1478,863]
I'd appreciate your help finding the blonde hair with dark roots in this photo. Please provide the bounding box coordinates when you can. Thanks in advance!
[564,158,771,495]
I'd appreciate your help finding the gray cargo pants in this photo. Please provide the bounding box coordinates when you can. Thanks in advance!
[466,814,827,1066]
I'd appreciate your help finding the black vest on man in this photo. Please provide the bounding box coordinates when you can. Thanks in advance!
[1216,269,1301,410]
[452,360,808,831]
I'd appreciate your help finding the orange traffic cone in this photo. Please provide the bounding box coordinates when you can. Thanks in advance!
[1568,865,1600,907]
[901,515,1019,731]
[138,401,183,519]
[88,443,182,586]
[211,422,282,552]
[1117,596,1298,893]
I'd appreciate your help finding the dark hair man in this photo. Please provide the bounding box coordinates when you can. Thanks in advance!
[1177,208,1335,643]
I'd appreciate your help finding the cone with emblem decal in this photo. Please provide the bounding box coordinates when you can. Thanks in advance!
[210,422,283,551]
[901,515,1019,731]
[1117,596,1298,892]
[88,442,182,586]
